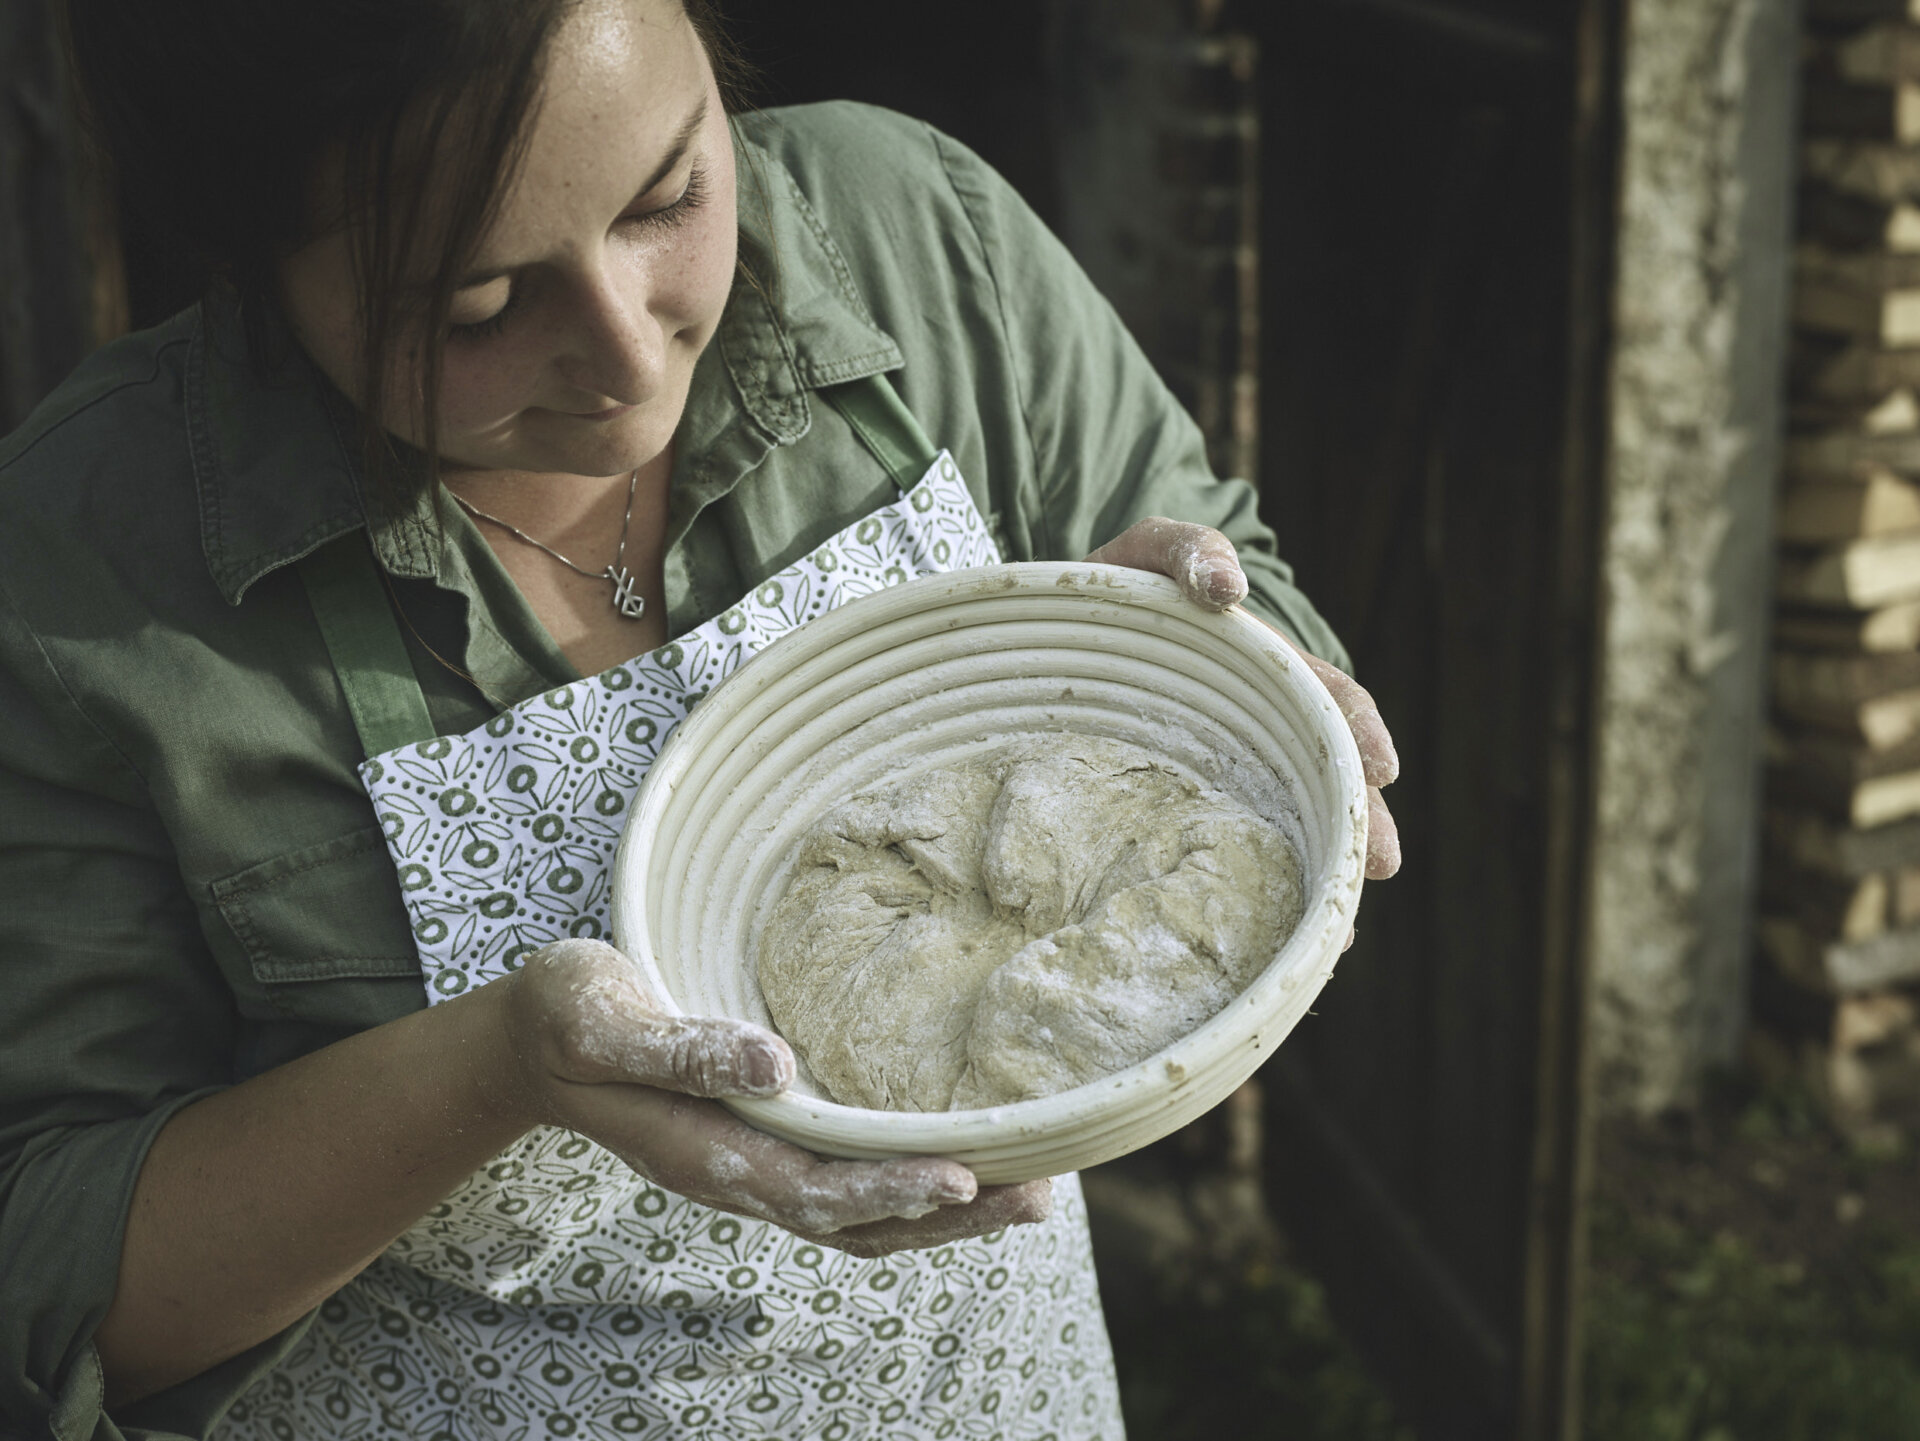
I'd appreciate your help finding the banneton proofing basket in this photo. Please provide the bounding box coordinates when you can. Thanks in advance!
[608,562,1368,1184]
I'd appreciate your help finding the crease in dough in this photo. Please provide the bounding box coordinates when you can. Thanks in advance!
[756,733,1304,1112]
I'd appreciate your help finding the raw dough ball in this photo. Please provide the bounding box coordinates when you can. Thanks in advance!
[756,734,1303,1111]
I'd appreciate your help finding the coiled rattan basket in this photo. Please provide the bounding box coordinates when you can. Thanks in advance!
[609,562,1367,1183]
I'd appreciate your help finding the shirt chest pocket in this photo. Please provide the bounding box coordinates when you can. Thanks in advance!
[210,825,422,1024]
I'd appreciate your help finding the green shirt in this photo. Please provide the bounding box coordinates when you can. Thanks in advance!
[0,102,1342,1439]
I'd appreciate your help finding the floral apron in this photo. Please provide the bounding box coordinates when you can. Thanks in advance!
[215,375,1124,1441]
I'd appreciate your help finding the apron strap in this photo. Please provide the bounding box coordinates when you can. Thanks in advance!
[820,372,938,491]
[299,534,437,760]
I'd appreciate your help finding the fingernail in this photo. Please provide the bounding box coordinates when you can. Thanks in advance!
[933,1174,975,1206]
[1204,563,1248,607]
[740,1039,792,1095]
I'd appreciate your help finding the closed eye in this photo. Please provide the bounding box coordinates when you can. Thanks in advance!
[625,163,709,234]
[446,164,711,344]
[447,280,528,342]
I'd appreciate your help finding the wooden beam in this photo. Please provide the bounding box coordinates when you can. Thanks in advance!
[0,0,123,430]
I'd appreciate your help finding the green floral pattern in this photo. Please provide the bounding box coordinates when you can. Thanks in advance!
[214,454,1122,1440]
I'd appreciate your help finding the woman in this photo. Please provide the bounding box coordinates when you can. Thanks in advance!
[0,0,1401,1436]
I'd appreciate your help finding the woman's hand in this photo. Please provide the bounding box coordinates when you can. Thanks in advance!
[1085,517,1402,880]
[498,939,1051,1256]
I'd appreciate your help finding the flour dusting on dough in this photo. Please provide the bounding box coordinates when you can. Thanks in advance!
[756,734,1304,1111]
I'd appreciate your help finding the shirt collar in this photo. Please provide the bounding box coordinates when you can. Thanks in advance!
[190,122,904,606]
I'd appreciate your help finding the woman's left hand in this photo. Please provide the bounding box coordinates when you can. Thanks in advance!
[1085,517,1401,881]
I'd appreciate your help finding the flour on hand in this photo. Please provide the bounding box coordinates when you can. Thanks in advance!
[756,734,1304,1111]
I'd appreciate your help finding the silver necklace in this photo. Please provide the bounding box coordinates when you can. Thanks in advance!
[451,469,646,620]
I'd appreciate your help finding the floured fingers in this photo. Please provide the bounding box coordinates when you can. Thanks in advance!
[584,1088,981,1237]
[1085,517,1247,611]
[530,938,797,1098]
[1367,787,1401,880]
[1296,652,1399,789]
[806,1179,1056,1259]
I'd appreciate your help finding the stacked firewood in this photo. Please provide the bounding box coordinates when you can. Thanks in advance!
[1757,0,1920,1134]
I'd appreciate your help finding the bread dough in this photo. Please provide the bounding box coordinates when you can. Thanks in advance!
[757,734,1304,1111]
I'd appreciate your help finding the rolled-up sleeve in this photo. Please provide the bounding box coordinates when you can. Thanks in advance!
[933,126,1351,672]
[0,581,237,1440]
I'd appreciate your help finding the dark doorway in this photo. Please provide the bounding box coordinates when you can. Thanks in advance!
[1257,2,1615,1437]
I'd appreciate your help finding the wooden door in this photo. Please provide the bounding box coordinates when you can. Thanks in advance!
[1255,1,1620,1436]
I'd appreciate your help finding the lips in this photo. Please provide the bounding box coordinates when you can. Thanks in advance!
[571,402,636,421]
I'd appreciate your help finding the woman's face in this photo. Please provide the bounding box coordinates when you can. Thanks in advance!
[279,0,737,480]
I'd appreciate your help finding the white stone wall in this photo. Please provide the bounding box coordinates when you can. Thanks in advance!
[1590,0,1790,1113]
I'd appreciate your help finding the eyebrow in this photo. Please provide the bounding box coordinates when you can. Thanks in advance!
[449,92,710,292]
[630,93,710,210]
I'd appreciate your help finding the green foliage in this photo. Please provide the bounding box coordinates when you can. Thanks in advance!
[1729,1077,1822,1145]
[1584,1201,1920,1441]
[1108,1262,1412,1441]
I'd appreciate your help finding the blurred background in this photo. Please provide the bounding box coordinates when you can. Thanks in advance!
[16,0,1920,1436]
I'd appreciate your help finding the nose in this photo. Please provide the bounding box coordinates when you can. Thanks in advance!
[553,263,666,407]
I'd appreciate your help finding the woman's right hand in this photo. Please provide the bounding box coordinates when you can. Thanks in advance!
[497,938,1051,1257]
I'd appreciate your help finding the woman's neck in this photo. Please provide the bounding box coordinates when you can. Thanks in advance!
[444,446,674,675]
[441,457,644,533]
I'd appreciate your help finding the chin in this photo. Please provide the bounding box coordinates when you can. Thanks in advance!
[459,409,677,478]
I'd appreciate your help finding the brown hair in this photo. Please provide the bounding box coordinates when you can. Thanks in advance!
[62,0,747,512]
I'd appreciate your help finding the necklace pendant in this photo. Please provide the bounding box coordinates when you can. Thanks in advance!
[605,564,647,620]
